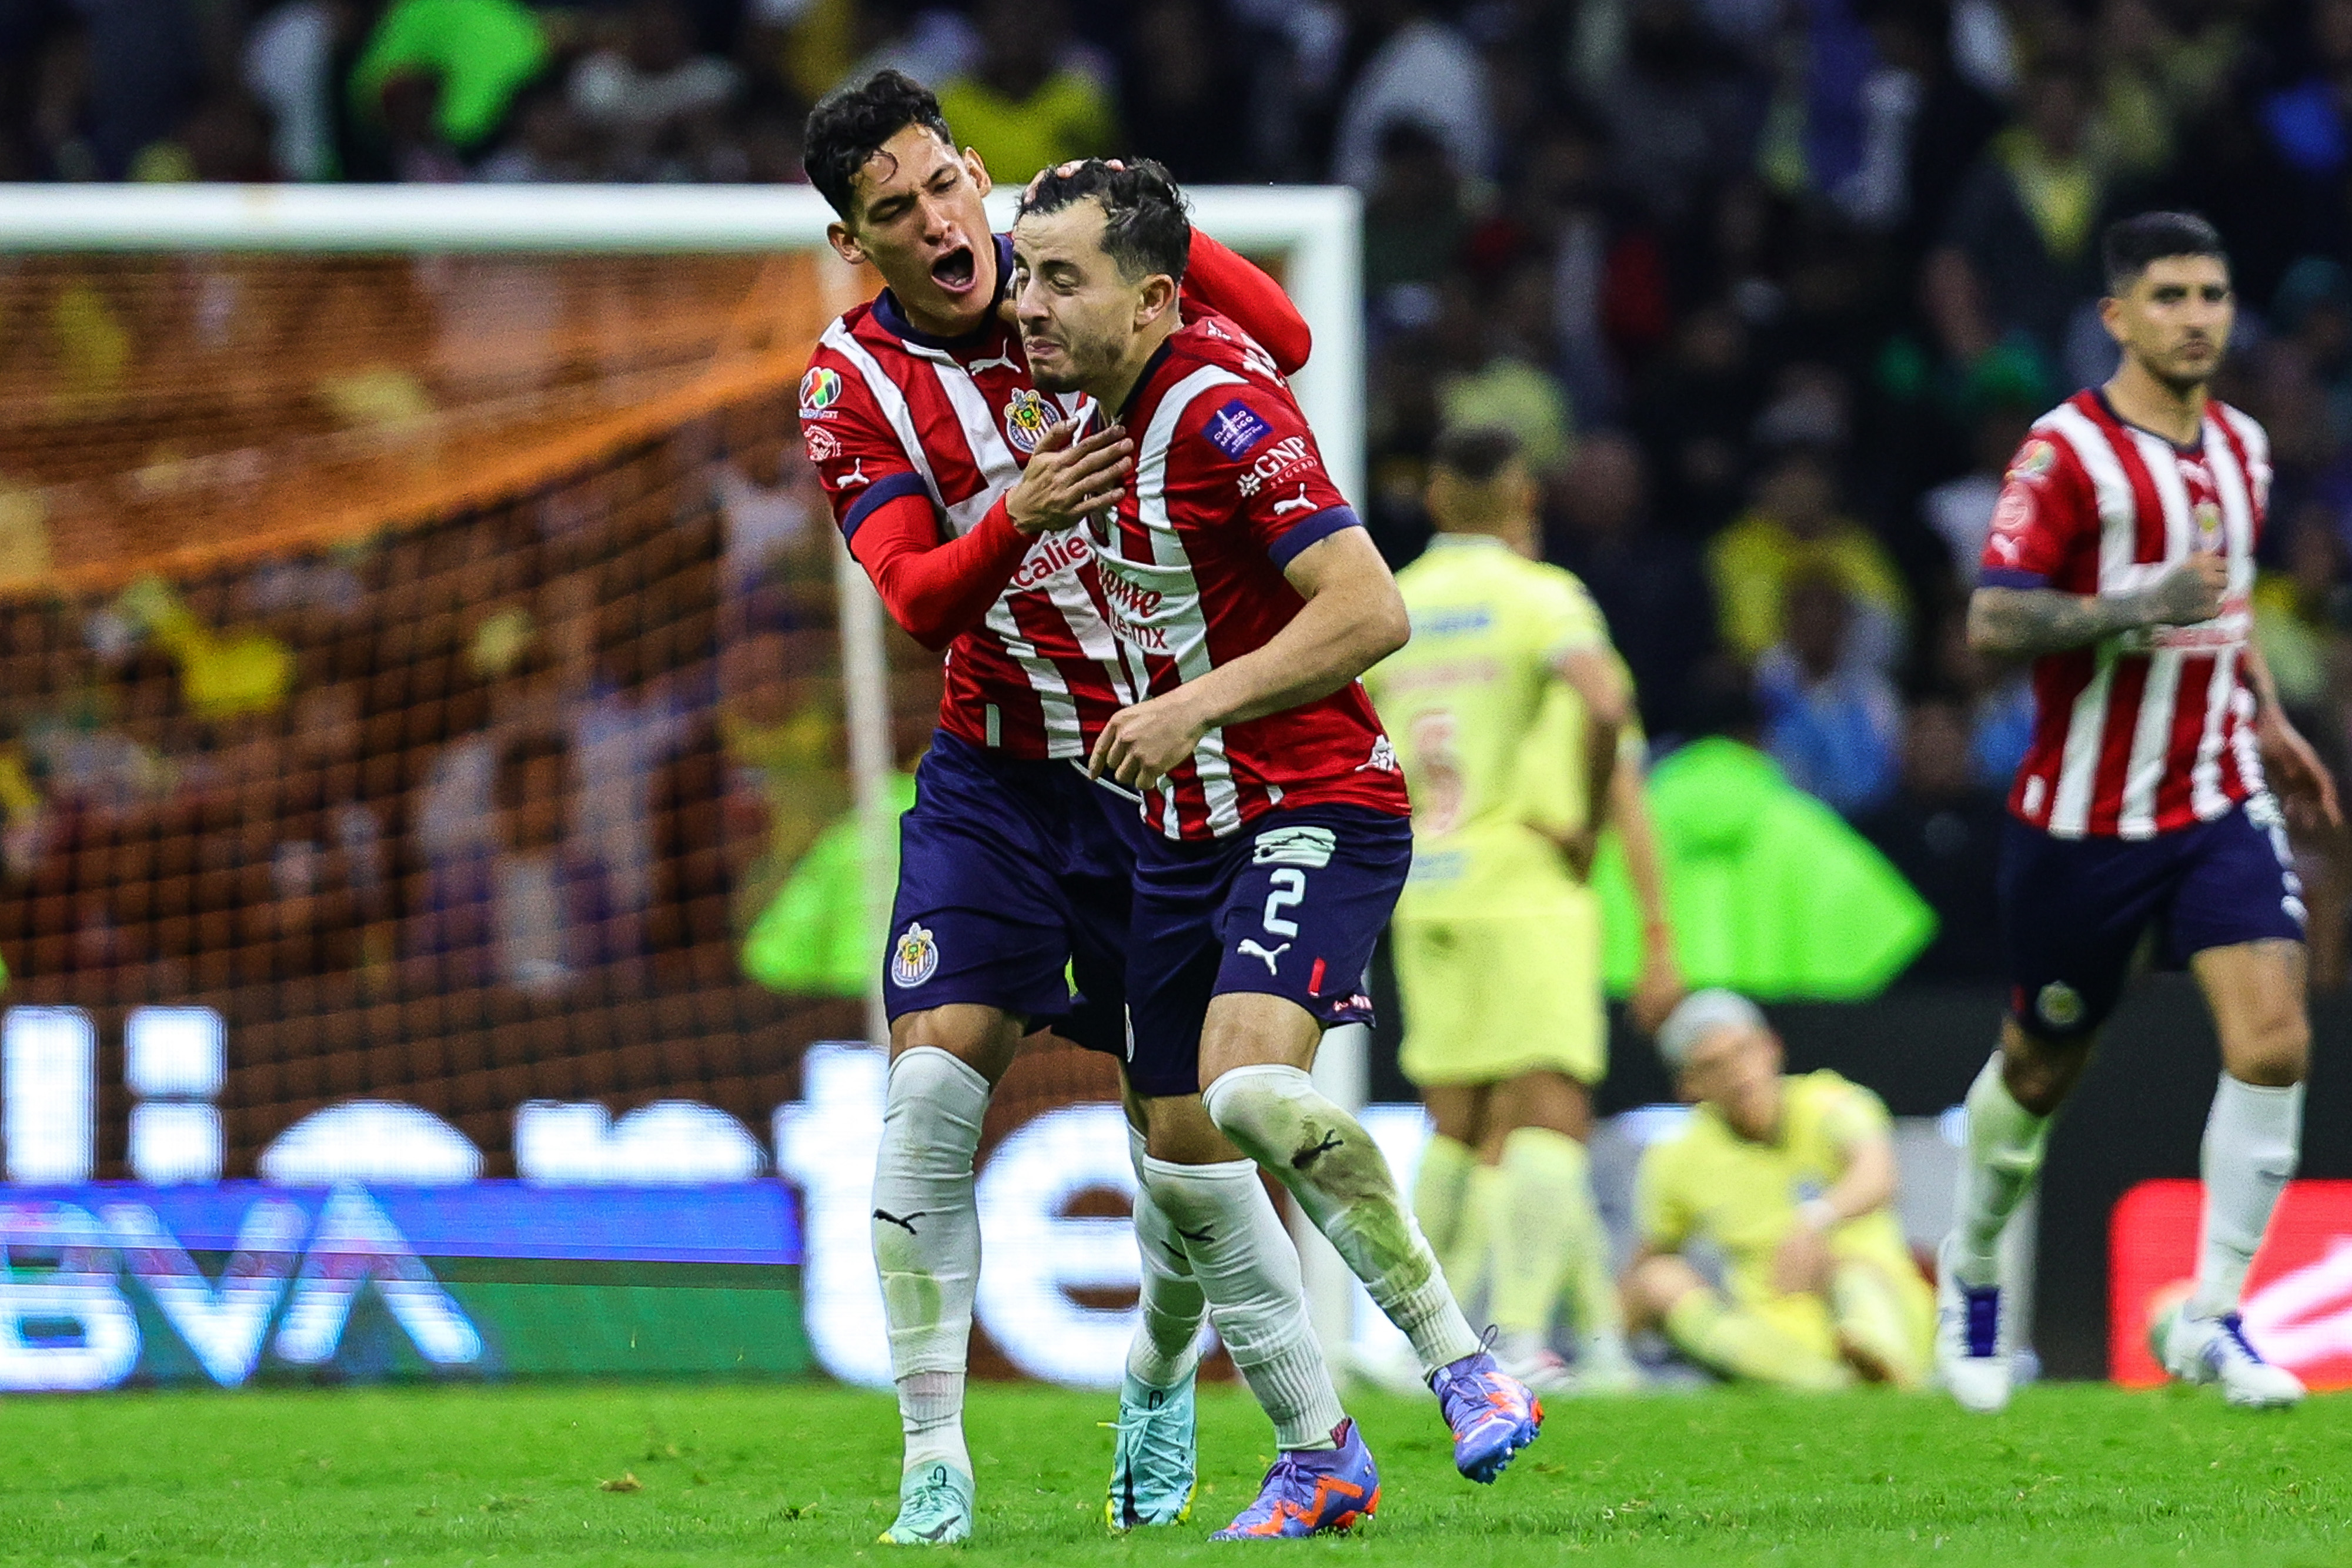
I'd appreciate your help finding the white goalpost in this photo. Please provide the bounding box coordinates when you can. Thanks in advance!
[0,181,1377,1369]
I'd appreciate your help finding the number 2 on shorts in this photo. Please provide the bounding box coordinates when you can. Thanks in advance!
[1262,868,1306,937]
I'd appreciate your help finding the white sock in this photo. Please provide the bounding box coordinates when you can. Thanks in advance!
[1137,1150,1347,1450]
[1954,1052,2049,1288]
[2190,1073,2303,1319]
[1204,1063,1482,1376]
[874,1046,988,1476]
[1125,1126,1208,1389]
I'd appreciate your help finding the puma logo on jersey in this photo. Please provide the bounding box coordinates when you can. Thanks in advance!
[965,350,1021,375]
[836,457,870,489]
[1238,938,1290,974]
[1271,483,1315,516]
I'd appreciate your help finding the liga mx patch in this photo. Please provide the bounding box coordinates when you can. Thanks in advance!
[1204,399,1272,460]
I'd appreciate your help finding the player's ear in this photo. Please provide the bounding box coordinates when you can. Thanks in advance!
[827,219,867,269]
[2098,291,2128,347]
[1136,273,1178,329]
[964,147,992,197]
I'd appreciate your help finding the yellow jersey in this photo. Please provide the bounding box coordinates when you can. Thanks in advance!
[1635,1070,1915,1308]
[1362,535,1618,921]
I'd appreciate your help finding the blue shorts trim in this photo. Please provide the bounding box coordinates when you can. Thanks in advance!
[1998,797,2306,1038]
[883,731,1148,1056]
[1124,804,1412,1098]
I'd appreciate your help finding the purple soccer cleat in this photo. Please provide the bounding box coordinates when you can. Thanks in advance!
[1430,1350,1543,1483]
[1208,1419,1381,1540]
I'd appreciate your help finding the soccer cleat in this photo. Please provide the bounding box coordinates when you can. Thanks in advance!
[1102,1373,1197,1530]
[1208,1419,1380,1540]
[1935,1235,2011,1414]
[2151,1306,2306,1409]
[880,1463,974,1546]
[1429,1350,1542,1482]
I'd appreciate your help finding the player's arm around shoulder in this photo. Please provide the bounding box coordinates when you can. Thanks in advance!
[1966,428,2226,660]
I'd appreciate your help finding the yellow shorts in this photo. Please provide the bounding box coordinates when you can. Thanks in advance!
[1392,902,1605,1088]
[1733,1246,1936,1370]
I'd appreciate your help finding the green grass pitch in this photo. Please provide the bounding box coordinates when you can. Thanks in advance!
[0,1382,2344,1566]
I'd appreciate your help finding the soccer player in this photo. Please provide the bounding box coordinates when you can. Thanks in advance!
[1624,991,1935,1390]
[1946,211,2341,1413]
[1011,159,1542,1540]
[799,72,1334,1543]
[1360,424,1681,1394]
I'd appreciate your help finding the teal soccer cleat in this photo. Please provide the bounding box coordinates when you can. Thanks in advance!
[1104,1373,1197,1530]
[880,1463,974,1546]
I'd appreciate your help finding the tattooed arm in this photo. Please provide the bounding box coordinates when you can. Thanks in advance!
[1969,553,2228,660]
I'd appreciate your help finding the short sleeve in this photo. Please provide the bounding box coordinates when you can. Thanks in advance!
[1532,571,1609,663]
[1633,1141,1693,1252]
[797,356,934,543]
[1178,382,1357,567]
[1980,432,2096,589]
[1811,1074,1892,1154]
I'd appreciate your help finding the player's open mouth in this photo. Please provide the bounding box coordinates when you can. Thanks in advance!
[931,246,977,293]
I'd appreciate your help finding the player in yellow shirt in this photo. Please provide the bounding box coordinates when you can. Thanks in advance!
[1626,990,1934,1389]
[1362,426,1681,1394]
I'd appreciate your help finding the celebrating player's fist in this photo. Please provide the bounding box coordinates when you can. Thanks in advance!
[1004,420,1134,535]
[2148,551,2229,625]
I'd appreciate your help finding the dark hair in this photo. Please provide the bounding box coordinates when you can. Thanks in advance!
[1017,158,1191,283]
[1430,426,1522,484]
[802,70,953,221]
[2103,211,2229,295]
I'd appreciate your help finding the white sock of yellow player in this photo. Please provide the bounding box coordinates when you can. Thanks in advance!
[1451,1164,1501,1312]
[1563,1186,1632,1371]
[1204,1064,1484,1376]
[1830,1262,1927,1389]
[1664,1289,1851,1390]
[1136,1150,1347,1450]
[1953,1052,2049,1288]
[1482,1127,1588,1348]
[1410,1132,1486,1302]
[1125,1126,1207,1389]
[2189,1074,2303,1319]
[874,1046,988,1475]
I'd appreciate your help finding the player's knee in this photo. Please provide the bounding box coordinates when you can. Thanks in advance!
[890,1004,1020,1084]
[1999,1022,2090,1115]
[1622,1255,1699,1326]
[2223,1009,2308,1087]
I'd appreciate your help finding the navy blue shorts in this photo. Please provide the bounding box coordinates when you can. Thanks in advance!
[884,730,1149,1055]
[1124,804,1414,1098]
[1999,797,2306,1039]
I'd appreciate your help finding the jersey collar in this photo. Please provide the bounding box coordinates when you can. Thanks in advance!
[871,233,1018,355]
[2093,387,2206,456]
[1116,336,1182,426]
[1426,532,1511,550]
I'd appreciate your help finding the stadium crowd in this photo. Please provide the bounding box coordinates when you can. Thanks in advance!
[5,0,2352,987]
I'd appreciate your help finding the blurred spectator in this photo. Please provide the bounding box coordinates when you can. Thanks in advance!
[74,0,208,179]
[1546,431,1718,732]
[1708,444,1908,670]
[1332,0,1493,189]
[1120,0,1252,182]
[2272,258,2352,447]
[1633,302,1764,534]
[1923,397,2039,582]
[1595,0,1755,225]
[349,0,550,169]
[1364,122,1469,305]
[1855,696,2006,978]
[245,0,373,182]
[934,0,1117,185]
[479,79,596,182]
[1930,58,2112,370]
[1755,572,1901,815]
[1439,264,1578,479]
[567,0,740,180]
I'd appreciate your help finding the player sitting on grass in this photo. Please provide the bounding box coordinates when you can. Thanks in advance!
[1013,158,1541,1540]
[1362,424,1681,1396]
[1623,990,1934,1391]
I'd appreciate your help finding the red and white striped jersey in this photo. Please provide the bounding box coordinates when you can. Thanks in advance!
[1979,388,2271,840]
[1090,315,1410,840]
[801,240,1134,761]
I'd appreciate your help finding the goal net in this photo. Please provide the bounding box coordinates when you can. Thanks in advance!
[0,185,1364,1389]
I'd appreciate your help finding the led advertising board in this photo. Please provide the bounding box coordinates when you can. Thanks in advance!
[2109,1179,2352,1389]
